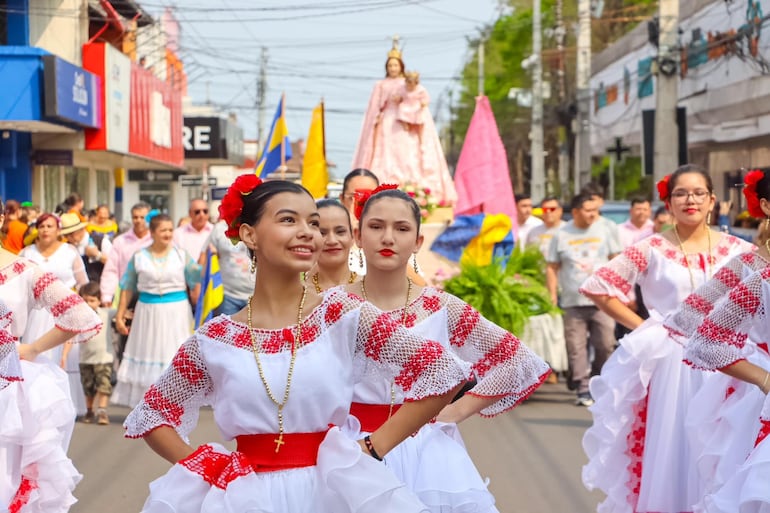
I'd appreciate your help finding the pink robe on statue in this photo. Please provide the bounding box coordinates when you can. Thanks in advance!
[352,77,457,205]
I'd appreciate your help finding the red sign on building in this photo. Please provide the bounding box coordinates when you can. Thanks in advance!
[82,42,183,168]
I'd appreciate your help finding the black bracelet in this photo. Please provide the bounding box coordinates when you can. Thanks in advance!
[363,435,383,461]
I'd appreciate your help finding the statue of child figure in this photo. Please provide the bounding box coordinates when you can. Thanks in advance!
[397,71,429,132]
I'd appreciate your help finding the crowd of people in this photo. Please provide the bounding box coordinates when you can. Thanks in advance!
[4,161,770,513]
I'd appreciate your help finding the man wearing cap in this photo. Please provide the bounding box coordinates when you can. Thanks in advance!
[173,198,213,261]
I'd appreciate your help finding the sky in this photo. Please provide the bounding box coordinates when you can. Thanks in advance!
[143,0,503,179]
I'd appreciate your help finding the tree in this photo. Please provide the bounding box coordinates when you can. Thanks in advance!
[448,0,657,199]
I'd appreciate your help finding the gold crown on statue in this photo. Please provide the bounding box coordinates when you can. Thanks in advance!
[404,70,420,81]
[387,35,402,60]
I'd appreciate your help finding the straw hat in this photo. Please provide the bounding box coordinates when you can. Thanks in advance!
[60,212,88,235]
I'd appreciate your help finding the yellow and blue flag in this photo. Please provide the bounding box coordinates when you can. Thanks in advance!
[194,249,224,328]
[256,95,292,177]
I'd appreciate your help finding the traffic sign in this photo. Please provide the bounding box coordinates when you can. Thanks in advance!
[179,175,217,187]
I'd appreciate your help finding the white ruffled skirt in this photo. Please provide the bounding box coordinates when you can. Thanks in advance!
[582,318,709,513]
[112,299,192,407]
[0,358,81,512]
[345,417,498,513]
[701,397,770,512]
[139,426,430,513]
[687,345,770,511]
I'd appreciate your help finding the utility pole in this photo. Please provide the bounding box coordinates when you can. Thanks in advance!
[574,0,592,191]
[478,34,485,96]
[654,0,680,184]
[530,0,545,202]
[555,0,570,201]
[257,47,268,152]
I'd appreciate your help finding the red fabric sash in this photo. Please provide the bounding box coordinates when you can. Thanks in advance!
[349,402,402,433]
[235,430,327,473]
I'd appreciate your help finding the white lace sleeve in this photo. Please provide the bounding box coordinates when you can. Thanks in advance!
[324,288,470,401]
[684,268,770,370]
[579,239,651,303]
[0,302,21,390]
[665,252,762,342]
[29,267,102,343]
[124,335,213,442]
[444,293,551,416]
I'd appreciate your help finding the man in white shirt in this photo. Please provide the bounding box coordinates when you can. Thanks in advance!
[618,197,654,247]
[515,193,543,247]
[174,198,214,259]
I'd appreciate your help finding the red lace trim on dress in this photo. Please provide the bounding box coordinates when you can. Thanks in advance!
[625,393,649,510]
[9,475,37,513]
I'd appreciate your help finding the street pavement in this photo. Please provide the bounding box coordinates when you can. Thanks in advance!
[68,382,602,513]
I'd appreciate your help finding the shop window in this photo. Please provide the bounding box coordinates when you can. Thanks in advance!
[139,182,170,215]
[64,167,89,207]
[43,166,62,213]
[96,169,110,207]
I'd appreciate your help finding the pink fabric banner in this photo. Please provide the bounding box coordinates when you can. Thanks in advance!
[453,96,517,227]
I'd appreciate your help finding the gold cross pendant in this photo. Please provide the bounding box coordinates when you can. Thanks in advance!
[274,433,285,453]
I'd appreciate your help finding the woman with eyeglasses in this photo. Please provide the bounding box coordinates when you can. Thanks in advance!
[579,165,754,513]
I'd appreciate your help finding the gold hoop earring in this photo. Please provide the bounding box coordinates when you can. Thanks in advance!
[358,248,364,269]
[250,252,257,274]
[412,254,419,274]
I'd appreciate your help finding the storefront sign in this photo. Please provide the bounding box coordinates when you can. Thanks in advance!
[32,149,74,166]
[42,56,101,129]
[129,63,183,166]
[183,116,244,165]
[179,175,218,187]
[83,42,131,153]
[128,169,185,182]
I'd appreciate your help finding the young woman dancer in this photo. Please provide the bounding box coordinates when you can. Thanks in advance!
[662,170,770,502]
[580,164,753,513]
[0,201,102,512]
[681,173,770,512]
[340,169,379,277]
[123,177,469,513]
[309,199,358,293]
[341,185,550,512]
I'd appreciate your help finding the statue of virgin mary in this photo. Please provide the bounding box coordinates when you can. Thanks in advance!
[351,38,457,206]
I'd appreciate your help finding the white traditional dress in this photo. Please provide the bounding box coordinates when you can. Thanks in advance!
[0,258,101,512]
[124,288,469,513]
[684,267,770,512]
[666,251,769,503]
[19,243,89,415]
[579,233,752,513]
[112,247,200,407]
[346,286,550,513]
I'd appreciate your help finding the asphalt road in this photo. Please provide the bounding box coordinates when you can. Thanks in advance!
[68,382,602,513]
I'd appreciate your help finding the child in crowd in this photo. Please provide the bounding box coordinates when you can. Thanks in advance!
[64,281,114,425]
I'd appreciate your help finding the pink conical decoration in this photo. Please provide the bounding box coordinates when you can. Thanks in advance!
[453,96,517,228]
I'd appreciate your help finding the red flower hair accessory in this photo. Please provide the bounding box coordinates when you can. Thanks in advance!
[743,169,766,219]
[656,175,671,201]
[219,174,263,243]
[353,183,400,220]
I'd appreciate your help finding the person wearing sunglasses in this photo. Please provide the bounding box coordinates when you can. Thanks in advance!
[173,198,213,267]
[526,196,565,257]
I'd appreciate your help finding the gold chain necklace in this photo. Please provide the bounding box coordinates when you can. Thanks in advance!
[361,276,412,418]
[312,271,357,294]
[246,285,307,453]
[673,224,713,291]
